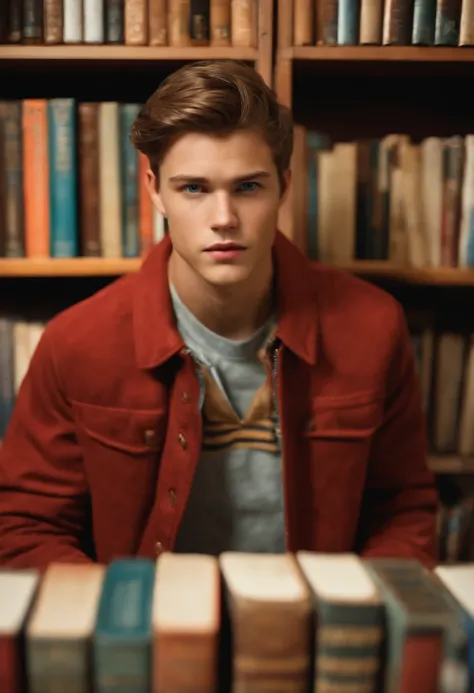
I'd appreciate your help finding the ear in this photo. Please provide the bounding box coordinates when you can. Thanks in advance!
[279,168,291,205]
[145,168,166,217]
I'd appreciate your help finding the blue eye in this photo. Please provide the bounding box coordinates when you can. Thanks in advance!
[183,184,203,193]
[238,181,260,192]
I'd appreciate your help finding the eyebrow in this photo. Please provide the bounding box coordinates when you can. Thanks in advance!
[168,171,272,184]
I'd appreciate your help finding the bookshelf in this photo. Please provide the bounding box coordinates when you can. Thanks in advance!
[275,0,474,561]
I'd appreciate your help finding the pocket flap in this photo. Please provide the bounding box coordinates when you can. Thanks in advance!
[72,401,167,454]
[306,395,382,440]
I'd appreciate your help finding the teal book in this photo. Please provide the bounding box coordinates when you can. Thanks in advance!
[297,552,384,693]
[48,98,78,257]
[364,558,460,693]
[119,103,141,258]
[93,558,155,693]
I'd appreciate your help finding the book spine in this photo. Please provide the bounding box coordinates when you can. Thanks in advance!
[435,0,462,43]
[27,639,89,693]
[6,0,22,42]
[22,100,50,258]
[149,0,168,45]
[314,601,384,693]
[382,0,414,43]
[210,0,231,45]
[84,0,105,42]
[120,104,141,258]
[319,0,338,44]
[105,0,125,42]
[359,0,384,43]
[459,0,474,44]
[125,0,148,44]
[338,0,361,43]
[169,0,192,46]
[0,635,22,693]
[48,99,78,258]
[191,0,210,44]
[22,0,43,43]
[44,0,63,43]
[0,101,25,258]
[99,102,122,258]
[93,560,155,693]
[64,0,83,42]
[231,0,255,46]
[78,103,101,257]
[412,0,436,42]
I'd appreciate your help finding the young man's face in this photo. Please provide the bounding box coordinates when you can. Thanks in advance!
[147,128,289,287]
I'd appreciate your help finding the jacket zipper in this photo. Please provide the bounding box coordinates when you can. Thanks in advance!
[267,338,289,550]
[181,346,205,410]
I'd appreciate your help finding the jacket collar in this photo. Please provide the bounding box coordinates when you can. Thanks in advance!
[133,231,319,369]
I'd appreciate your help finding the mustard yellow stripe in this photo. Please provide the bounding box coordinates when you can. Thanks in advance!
[203,428,277,447]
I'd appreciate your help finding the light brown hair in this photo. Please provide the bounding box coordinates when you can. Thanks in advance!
[130,59,293,190]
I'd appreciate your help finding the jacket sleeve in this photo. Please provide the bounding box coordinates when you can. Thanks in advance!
[356,302,439,568]
[0,322,93,569]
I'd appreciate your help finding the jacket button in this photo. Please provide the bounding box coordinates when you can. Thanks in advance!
[155,541,163,556]
[144,429,156,446]
[181,392,190,403]
[178,432,187,449]
[168,488,176,506]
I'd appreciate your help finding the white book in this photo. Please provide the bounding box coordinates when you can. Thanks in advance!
[99,102,122,258]
[84,0,104,42]
[63,0,83,42]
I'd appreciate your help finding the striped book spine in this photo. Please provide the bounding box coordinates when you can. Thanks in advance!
[297,552,384,693]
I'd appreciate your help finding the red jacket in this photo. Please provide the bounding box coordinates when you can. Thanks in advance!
[0,232,438,569]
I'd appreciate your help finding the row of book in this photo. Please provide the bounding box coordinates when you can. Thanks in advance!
[412,328,474,455]
[292,0,474,46]
[438,490,474,563]
[301,130,474,269]
[0,99,167,260]
[0,319,45,442]
[1,553,473,692]
[0,0,257,47]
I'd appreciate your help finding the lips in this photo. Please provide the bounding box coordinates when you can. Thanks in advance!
[204,243,246,252]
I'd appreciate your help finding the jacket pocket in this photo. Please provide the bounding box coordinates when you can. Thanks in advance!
[72,401,168,456]
[305,392,383,440]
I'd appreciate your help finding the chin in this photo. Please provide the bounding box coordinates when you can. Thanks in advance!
[201,264,252,287]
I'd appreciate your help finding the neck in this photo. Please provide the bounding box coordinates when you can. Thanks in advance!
[168,253,274,341]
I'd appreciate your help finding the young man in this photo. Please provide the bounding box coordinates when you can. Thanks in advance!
[0,60,438,569]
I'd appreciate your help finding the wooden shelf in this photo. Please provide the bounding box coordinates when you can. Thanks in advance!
[282,46,474,62]
[336,262,474,286]
[0,258,142,277]
[428,455,474,474]
[2,258,474,284]
[0,45,258,62]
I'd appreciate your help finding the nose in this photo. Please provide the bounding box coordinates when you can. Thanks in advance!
[210,191,238,231]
